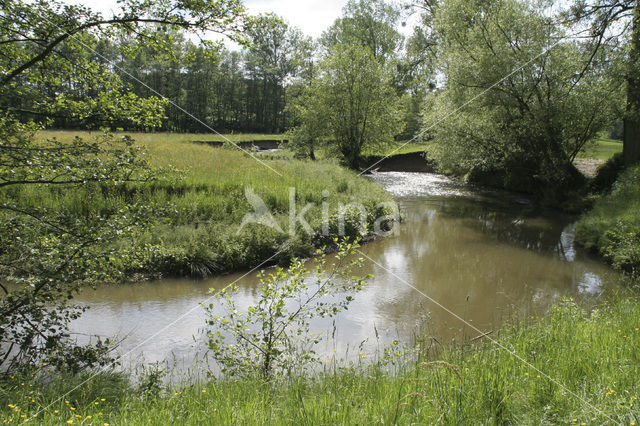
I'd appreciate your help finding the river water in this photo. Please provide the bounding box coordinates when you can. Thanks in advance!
[71,172,617,373]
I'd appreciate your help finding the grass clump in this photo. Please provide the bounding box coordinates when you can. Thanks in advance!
[2,291,639,424]
[577,164,640,275]
[19,131,393,279]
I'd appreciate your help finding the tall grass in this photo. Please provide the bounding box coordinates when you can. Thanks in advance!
[14,131,393,278]
[2,291,639,424]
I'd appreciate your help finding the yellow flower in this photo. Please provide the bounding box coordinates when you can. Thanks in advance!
[201,389,207,393]
[100,399,106,402]
[69,407,76,411]
[54,410,59,414]
[94,402,99,405]
[66,421,73,425]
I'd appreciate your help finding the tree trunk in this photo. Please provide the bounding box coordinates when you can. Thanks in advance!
[624,1,640,166]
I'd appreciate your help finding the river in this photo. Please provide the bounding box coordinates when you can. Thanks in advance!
[71,172,617,375]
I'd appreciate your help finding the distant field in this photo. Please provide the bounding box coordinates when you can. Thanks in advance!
[578,137,623,161]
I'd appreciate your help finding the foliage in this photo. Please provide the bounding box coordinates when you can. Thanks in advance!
[320,0,403,62]
[0,120,177,372]
[577,164,640,275]
[589,151,626,191]
[206,240,369,378]
[424,0,623,201]
[291,44,404,168]
[0,0,251,373]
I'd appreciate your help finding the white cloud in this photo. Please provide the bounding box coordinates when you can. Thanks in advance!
[244,0,348,37]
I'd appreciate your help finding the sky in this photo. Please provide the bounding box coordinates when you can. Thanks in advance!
[67,0,350,38]
[64,0,417,43]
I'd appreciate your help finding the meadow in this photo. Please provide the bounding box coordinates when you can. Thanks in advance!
[578,137,624,161]
[23,131,393,278]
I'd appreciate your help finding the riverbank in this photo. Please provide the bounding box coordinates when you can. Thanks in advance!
[2,285,638,424]
[20,131,393,280]
[577,164,640,276]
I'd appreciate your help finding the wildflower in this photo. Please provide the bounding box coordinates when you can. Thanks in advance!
[100,399,105,402]
[66,421,73,425]
[54,410,59,414]
[525,373,529,377]
[7,405,15,409]
[69,407,76,411]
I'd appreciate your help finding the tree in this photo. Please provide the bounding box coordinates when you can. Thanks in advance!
[320,0,404,62]
[0,0,250,372]
[568,1,639,165]
[291,44,404,169]
[424,0,622,201]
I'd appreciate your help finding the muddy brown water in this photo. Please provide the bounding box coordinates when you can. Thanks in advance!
[71,172,618,373]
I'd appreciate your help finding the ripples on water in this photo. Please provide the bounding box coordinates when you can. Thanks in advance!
[72,172,618,374]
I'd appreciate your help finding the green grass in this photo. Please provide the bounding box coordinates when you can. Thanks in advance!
[22,131,393,278]
[577,164,640,275]
[2,291,639,424]
[578,137,623,161]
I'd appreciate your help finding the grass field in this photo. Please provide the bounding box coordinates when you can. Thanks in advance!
[1,289,638,424]
[24,131,393,278]
[578,137,623,161]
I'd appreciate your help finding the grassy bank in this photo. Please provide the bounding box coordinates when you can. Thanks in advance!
[18,131,393,279]
[2,290,639,424]
[577,164,640,275]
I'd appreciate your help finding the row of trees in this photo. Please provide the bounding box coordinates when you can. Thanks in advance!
[1,1,429,136]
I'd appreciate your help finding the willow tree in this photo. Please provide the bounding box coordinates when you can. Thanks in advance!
[290,44,404,169]
[424,0,622,201]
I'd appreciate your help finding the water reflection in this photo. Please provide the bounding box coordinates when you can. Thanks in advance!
[72,172,617,371]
